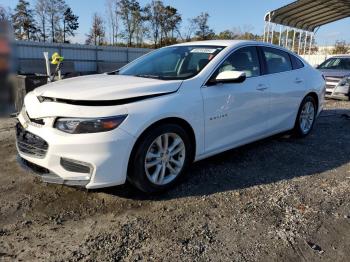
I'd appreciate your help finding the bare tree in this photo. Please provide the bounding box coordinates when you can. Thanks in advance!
[35,0,48,42]
[144,0,163,47]
[159,5,181,45]
[179,18,196,42]
[332,40,349,54]
[86,13,105,46]
[106,0,119,45]
[133,21,145,46]
[46,0,67,42]
[106,0,114,45]
[118,0,143,46]
[193,12,214,40]
[145,1,181,47]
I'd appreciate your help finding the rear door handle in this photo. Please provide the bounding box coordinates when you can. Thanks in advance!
[295,78,303,84]
[256,84,268,91]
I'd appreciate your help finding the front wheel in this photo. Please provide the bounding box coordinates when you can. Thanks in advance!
[292,96,317,137]
[128,124,193,194]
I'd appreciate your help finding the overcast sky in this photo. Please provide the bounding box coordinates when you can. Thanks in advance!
[2,0,349,45]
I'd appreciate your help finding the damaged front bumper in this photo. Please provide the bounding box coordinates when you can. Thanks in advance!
[15,92,136,189]
[17,156,90,187]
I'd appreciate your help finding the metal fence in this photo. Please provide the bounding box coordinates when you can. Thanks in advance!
[12,41,339,74]
[12,40,151,74]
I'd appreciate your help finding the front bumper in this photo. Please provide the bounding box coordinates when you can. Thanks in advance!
[15,120,136,189]
[17,156,91,187]
[325,85,349,100]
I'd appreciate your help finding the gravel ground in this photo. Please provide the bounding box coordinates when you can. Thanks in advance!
[0,100,349,262]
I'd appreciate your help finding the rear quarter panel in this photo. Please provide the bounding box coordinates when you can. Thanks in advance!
[303,65,326,114]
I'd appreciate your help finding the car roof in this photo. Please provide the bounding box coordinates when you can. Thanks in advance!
[173,40,258,47]
[172,40,296,53]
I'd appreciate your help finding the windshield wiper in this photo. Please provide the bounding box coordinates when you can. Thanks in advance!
[107,69,120,75]
[135,74,164,79]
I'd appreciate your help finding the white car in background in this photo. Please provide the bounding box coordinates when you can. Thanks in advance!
[16,40,325,193]
[316,55,350,100]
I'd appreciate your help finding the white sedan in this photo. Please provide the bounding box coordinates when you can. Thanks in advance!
[16,40,325,193]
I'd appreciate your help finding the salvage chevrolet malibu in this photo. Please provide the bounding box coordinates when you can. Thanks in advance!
[16,40,326,193]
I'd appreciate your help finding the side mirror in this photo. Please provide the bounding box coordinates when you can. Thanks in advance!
[209,71,246,85]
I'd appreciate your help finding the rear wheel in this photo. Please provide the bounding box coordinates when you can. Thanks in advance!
[292,96,317,137]
[128,124,193,193]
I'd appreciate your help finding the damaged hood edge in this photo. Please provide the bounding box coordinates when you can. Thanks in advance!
[33,74,183,101]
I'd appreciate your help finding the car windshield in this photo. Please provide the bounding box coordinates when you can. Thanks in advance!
[317,57,350,70]
[119,45,225,80]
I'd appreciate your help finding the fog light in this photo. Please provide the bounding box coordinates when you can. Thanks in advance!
[60,158,93,174]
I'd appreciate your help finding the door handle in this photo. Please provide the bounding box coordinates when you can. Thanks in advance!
[295,78,303,84]
[256,84,268,91]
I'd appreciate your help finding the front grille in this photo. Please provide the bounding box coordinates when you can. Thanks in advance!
[16,123,48,158]
[325,77,342,90]
[325,76,342,82]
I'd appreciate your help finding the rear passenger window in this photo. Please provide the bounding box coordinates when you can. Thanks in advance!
[263,47,292,74]
[290,54,304,70]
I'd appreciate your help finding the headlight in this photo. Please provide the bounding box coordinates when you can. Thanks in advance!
[54,115,127,134]
[338,77,350,86]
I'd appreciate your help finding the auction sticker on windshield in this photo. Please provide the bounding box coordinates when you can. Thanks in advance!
[190,48,218,54]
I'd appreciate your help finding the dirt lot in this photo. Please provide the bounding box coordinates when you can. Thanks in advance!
[0,100,350,262]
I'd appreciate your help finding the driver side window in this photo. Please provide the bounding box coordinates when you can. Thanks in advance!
[217,46,261,78]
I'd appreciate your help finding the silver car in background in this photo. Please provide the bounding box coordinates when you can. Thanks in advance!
[317,55,350,101]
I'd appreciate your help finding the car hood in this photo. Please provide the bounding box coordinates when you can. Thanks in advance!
[33,74,183,101]
[319,69,350,78]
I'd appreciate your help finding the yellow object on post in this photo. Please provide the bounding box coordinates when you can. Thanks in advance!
[51,52,64,65]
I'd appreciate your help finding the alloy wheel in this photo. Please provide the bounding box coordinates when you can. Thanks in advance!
[299,101,315,134]
[144,133,186,185]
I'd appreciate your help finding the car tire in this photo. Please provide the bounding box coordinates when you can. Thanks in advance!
[128,123,193,194]
[292,95,317,138]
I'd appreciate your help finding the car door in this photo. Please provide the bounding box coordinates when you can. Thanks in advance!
[260,47,306,132]
[201,46,271,154]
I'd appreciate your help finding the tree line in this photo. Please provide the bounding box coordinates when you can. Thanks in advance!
[2,0,348,53]
[4,0,78,43]
[2,0,260,47]
[331,41,350,55]
[86,0,260,47]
